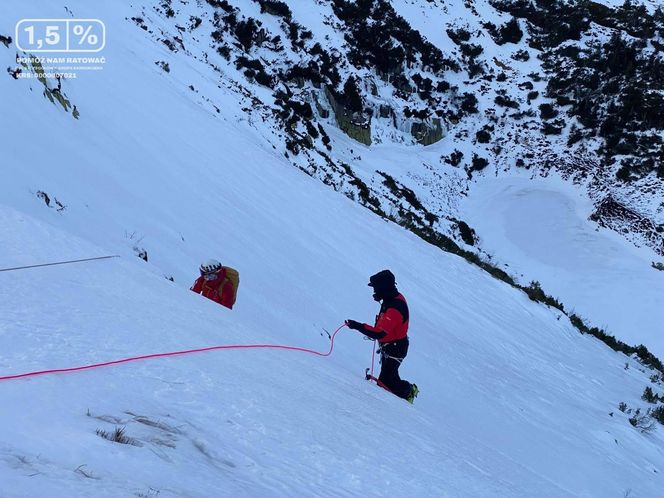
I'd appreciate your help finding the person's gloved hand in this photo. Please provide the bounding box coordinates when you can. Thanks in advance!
[345,319,363,331]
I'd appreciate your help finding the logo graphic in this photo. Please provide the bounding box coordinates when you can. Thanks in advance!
[16,19,105,53]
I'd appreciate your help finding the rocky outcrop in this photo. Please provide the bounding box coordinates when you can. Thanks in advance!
[590,195,664,255]
[324,86,371,145]
[311,91,330,119]
[411,118,443,146]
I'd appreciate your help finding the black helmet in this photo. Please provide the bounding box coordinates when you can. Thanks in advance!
[368,270,397,302]
[368,269,396,289]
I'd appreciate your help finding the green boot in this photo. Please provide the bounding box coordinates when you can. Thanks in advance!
[406,383,419,404]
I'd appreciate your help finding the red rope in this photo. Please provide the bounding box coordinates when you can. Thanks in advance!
[0,324,348,382]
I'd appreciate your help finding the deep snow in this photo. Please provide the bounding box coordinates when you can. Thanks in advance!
[2,1,664,497]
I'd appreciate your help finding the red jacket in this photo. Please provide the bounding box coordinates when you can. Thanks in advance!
[191,268,235,309]
[363,293,409,343]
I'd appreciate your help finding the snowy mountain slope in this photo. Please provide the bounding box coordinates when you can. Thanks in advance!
[5,202,664,497]
[2,0,664,496]
[376,0,664,252]
[229,0,664,250]
[9,0,655,354]
[80,0,664,332]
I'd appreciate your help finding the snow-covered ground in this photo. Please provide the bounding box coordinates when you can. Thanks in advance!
[2,1,664,496]
[4,196,664,497]
[462,173,664,358]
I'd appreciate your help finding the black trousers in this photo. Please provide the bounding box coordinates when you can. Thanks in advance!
[378,337,412,399]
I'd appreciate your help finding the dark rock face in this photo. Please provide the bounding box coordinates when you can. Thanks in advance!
[325,86,372,145]
[411,119,443,146]
[590,196,664,255]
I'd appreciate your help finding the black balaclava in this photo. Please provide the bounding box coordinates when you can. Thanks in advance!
[368,269,398,302]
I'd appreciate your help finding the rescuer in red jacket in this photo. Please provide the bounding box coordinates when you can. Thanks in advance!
[191,259,236,310]
[346,270,419,403]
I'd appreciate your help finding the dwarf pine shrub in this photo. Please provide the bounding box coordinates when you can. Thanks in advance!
[522,281,564,311]
[652,406,664,425]
[642,386,659,403]
[629,409,656,434]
